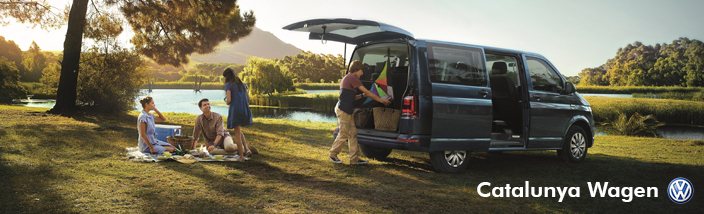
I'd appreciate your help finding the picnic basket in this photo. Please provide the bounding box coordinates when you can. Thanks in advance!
[372,107,401,131]
[167,136,194,149]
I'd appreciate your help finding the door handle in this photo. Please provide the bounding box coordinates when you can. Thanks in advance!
[478,90,489,97]
[532,94,542,99]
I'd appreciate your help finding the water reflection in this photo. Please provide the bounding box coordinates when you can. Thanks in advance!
[11,89,338,123]
[130,89,336,122]
[657,125,704,140]
[15,99,56,108]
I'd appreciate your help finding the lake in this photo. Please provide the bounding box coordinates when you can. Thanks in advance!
[12,90,704,140]
[15,89,339,123]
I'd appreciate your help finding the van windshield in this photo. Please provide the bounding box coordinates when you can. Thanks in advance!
[350,43,409,81]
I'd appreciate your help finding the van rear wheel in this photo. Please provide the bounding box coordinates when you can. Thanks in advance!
[430,151,469,173]
[359,144,392,160]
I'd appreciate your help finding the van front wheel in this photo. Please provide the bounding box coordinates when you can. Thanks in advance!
[359,144,392,160]
[557,126,588,163]
[430,151,469,173]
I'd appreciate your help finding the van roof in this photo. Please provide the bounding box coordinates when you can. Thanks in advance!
[420,39,547,59]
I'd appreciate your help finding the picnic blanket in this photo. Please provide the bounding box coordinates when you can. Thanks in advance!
[125,147,241,163]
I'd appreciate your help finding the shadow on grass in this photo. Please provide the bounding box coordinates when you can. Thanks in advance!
[0,120,130,213]
[2,109,702,213]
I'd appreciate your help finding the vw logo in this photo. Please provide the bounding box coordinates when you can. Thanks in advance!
[668,177,693,204]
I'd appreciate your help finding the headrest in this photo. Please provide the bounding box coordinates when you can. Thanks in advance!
[376,62,386,72]
[491,62,508,75]
[454,63,469,71]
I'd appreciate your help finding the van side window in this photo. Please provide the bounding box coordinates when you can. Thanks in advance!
[427,43,486,86]
[526,57,563,93]
[486,54,520,87]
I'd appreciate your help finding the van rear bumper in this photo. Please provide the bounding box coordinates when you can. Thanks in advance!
[333,131,430,152]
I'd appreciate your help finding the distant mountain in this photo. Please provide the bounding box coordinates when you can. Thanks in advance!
[189,27,302,64]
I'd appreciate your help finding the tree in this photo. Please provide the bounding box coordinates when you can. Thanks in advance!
[579,38,704,87]
[41,49,148,113]
[278,51,345,83]
[20,41,47,82]
[40,57,60,94]
[0,35,24,71]
[577,66,607,86]
[241,57,294,95]
[0,56,27,103]
[1,0,255,114]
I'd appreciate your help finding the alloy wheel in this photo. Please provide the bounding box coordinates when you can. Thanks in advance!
[444,151,467,167]
[570,132,586,159]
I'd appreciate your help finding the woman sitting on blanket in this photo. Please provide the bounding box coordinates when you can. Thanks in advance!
[138,96,175,154]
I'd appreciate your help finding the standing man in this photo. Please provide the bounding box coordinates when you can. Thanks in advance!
[329,60,391,165]
[192,98,246,161]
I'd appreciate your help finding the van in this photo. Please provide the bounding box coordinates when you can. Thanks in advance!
[284,18,595,173]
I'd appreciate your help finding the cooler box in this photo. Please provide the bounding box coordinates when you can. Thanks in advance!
[154,124,182,143]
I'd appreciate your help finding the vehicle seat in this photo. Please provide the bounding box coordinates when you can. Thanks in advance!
[489,62,520,130]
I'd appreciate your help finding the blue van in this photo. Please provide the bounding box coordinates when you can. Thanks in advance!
[284,19,595,173]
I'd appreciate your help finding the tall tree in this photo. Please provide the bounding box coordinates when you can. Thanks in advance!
[241,57,294,95]
[580,38,703,87]
[0,35,24,70]
[21,41,47,82]
[278,51,345,83]
[1,0,255,113]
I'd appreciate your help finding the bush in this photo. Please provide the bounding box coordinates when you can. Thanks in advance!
[294,83,339,90]
[585,97,704,125]
[41,51,148,113]
[0,57,27,103]
[76,51,148,113]
[632,92,704,101]
[576,86,702,94]
[249,93,337,111]
[610,112,664,137]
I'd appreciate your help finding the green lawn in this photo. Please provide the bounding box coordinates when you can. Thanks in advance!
[0,105,701,213]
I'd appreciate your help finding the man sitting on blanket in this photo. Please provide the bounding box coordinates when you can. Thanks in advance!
[192,98,252,161]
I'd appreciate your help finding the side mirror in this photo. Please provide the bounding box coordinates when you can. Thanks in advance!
[562,82,576,95]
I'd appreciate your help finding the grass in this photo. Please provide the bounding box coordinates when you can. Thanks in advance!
[294,83,339,90]
[632,91,704,101]
[1,105,702,213]
[585,97,704,125]
[576,86,703,94]
[249,93,338,111]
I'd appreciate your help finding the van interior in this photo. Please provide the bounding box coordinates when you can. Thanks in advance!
[486,53,524,146]
[349,43,526,146]
[350,42,409,131]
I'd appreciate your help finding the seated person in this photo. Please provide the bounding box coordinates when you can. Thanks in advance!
[138,97,176,154]
[192,98,245,161]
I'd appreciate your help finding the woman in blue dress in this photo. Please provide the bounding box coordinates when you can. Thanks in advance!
[138,96,175,154]
[223,68,254,160]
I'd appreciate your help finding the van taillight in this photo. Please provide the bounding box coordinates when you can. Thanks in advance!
[402,94,418,117]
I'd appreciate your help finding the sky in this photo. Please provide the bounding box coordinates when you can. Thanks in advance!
[1,0,703,76]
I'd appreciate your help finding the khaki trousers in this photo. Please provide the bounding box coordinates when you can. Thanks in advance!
[209,136,238,155]
[329,107,360,163]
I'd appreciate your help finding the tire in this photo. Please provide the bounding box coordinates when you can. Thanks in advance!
[557,126,588,163]
[359,144,392,160]
[430,150,470,173]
